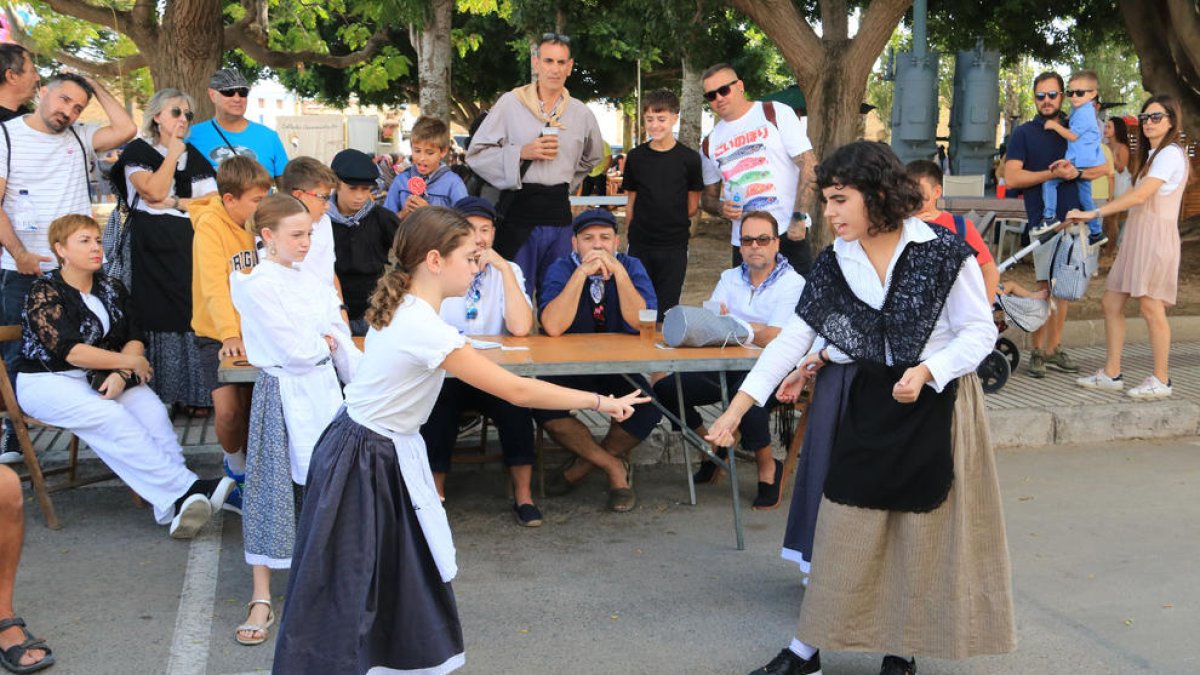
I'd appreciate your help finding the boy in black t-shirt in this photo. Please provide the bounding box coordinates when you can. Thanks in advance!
[621,89,704,320]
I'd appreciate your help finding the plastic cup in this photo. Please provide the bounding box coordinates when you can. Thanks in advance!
[638,309,657,343]
[997,183,1007,199]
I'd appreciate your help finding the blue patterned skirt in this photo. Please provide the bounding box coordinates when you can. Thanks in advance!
[243,371,298,568]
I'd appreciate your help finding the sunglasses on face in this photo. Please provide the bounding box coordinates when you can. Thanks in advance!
[219,88,250,98]
[739,234,778,247]
[168,107,194,122]
[1138,112,1169,124]
[1065,89,1094,97]
[541,32,570,44]
[704,79,739,102]
[1034,91,1060,101]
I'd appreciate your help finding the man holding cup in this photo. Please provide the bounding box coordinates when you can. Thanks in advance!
[465,32,604,299]
[698,63,816,275]
[652,211,805,509]
[535,209,661,513]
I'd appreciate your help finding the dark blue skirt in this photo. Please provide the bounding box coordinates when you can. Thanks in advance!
[272,409,464,674]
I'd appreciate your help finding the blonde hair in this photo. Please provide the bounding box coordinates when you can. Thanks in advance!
[142,88,195,141]
[47,214,101,267]
[365,206,472,330]
[247,193,309,238]
[410,116,450,149]
[216,155,272,198]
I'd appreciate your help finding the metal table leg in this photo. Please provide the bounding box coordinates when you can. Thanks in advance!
[719,371,745,550]
[676,371,697,506]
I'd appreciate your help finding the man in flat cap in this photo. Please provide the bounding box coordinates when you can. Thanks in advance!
[534,208,660,513]
[188,68,289,178]
[327,148,399,335]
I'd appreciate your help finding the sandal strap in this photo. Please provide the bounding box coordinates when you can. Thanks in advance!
[0,617,25,632]
[247,599,272,609]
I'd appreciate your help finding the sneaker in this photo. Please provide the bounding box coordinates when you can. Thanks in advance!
[1127,376,1173,400]
[748,648,822,675]
[513,502,544,527]
[1026,349,1046,379]
[1044,347,1080,373]
[169,494,212,539]
[0,432,22,465]
[1029,217,1059,238]
[880,655,917,675]
[223,456,246,515]
[1076,369,1123,391]
[205,476,237,511]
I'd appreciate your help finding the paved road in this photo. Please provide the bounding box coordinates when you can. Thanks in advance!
[15,438,1200,674]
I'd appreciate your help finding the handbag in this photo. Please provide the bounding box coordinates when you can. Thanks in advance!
[1049,231,1095,301]
[88,369,141,392]
[102,195,138,287]
[662,305,752,348]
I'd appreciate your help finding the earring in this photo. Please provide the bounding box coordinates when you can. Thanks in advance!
[267,242,277,256]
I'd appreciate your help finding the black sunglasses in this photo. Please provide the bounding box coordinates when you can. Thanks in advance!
[704,79,739,102]
[1138,112,1169,124]
[219,87,250,98]
[169,107,195,122]
[1065,89,1094,97]
[1034,91,1060,101]
[739,234,778,247]
[541,32,570,44]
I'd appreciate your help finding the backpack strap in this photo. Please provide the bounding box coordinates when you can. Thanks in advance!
[68,126,95,201]
[951,214,968,242]
[763,100,777,128]
[1,122,9,204]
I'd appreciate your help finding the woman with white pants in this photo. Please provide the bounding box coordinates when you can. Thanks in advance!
[15,214,233,537]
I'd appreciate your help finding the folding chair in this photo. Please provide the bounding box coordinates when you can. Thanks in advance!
[0,325,118,529]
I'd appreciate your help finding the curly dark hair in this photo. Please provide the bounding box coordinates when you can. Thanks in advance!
[815,141,924,236]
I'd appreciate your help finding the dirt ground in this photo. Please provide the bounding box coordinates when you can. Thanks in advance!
[670,214,1200,320]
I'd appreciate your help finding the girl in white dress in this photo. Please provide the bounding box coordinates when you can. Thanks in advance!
[273,206,649,675]
[229,195,361,646]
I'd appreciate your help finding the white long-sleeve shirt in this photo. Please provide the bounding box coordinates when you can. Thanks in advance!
[740,217,997,405]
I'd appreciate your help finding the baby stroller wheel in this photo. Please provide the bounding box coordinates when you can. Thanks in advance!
[995,337,1020,371]
[977,349,1011,394]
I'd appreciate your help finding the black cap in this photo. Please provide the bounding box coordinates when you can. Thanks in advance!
[330,149,379,186]
[571,208,618,234]
[454,196,496,221]
[209,68,249,90]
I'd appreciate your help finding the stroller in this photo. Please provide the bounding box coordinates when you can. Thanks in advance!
[975,220,1091,393]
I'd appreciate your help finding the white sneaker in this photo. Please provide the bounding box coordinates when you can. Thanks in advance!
[0,451,22,465]
[1126,376,1173,400]
[1076,369,1124,391]
[208,476,237,512]
[169,494,212,539]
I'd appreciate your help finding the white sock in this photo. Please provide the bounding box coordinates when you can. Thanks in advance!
[225,450,247,473]
[789,638,817,660]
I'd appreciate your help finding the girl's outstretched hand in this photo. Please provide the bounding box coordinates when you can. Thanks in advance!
[599,389,652,422]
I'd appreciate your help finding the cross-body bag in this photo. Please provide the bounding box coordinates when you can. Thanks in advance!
[1049,231,1094,301]
[210,120,239,155]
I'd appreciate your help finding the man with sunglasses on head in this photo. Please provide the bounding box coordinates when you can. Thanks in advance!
[698,63,815,275]
[654,210,805,510]
[188,69,289,179]
[1005,71,1112,379]
[465,32,603,300]
[535,209,661,513]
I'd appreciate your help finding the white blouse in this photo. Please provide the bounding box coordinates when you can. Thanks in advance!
[124,146,217,217]
[740,217,997,405]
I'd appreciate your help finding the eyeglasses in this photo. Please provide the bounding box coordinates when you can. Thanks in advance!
[592,302,606,329]
[168,107,195,122]
[541,32,570,44]
[1034,91,1060,101]
[1065,89,1094,97]
[219,88,250,98]
[704,79,739,102]
[299,189,331,201]
[1138,112,1169,124]
[739,234,778,247]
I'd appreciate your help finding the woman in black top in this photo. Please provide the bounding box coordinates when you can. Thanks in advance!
[16,215,233,539]
[109,88,218,417]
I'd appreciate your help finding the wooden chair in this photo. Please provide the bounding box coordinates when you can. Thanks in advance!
[778,385,814,504]
[0,325,117,529]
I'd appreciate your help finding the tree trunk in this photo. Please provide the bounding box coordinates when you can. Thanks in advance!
[152,0,226,119]
[411,0,454,123]
[1119,0,1200,137]
[679,55,704,150]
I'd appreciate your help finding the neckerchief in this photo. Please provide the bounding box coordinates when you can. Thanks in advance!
[569,251,605,305]
[739,254,793,291]
[513,82,569,129]
[464,269,485,321]
[327,198,375,228]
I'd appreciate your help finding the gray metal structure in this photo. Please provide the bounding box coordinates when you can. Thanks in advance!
[889,0,939,165]
[949,43,1002,176]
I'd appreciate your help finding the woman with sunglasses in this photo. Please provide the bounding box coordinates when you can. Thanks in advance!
[1069,95,1188,400]
[109,88,218,417]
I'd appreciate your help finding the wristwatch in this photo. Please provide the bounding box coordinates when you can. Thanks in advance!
[791,211,807,223]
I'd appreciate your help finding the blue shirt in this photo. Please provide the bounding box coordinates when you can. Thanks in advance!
[538,252,657,334]
[1066,104,1105,168]
[1007,116,1081,224]
[384,166,468,214]
[187,119,290,178]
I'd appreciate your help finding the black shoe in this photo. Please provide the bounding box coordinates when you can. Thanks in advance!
[748,648,821,675]
[752,459,784,510]
[693,447,727,485]
[880,655,916,675]
[513,502,544,527]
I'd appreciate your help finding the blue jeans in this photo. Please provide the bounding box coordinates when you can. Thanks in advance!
[1,269,37,445]
[1043,176,1101,236]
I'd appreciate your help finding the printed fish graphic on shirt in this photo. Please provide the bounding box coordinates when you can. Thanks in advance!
[716,143,764,165]
[730,170,771,187]
[743,196,779,211]
[726,156,768,176]
[746,183,775,198]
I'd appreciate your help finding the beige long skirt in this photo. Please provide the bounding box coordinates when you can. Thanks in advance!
[795,373,1017,659]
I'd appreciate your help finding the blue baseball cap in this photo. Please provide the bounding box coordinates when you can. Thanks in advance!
[571,208,618,234]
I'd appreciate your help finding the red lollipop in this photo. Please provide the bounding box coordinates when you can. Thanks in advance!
[408,176,427,196]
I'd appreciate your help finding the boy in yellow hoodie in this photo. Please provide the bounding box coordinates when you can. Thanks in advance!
[190,155,272,513]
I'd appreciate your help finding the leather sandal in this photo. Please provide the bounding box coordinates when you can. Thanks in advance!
[543,457,581,497]
[0,617,53,674]
[235,599,275,646]
[607,487,637,512]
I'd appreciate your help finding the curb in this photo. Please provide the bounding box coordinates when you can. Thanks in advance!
[1003,315,1200,349]
[989,399,1200,449]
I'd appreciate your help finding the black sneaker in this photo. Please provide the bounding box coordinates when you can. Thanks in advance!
[879,655,916,675]
[1029,217,1058,238]
[513,502,544,528]
[748,648,822,675]
[693,447,728,485]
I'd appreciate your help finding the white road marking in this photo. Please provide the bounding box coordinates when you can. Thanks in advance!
[165,513,225,675]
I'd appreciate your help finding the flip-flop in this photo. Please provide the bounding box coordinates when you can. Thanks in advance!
[235,599,275,646]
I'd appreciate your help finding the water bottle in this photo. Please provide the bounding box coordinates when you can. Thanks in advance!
[10,190,37,231]
[730,186,744,218]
